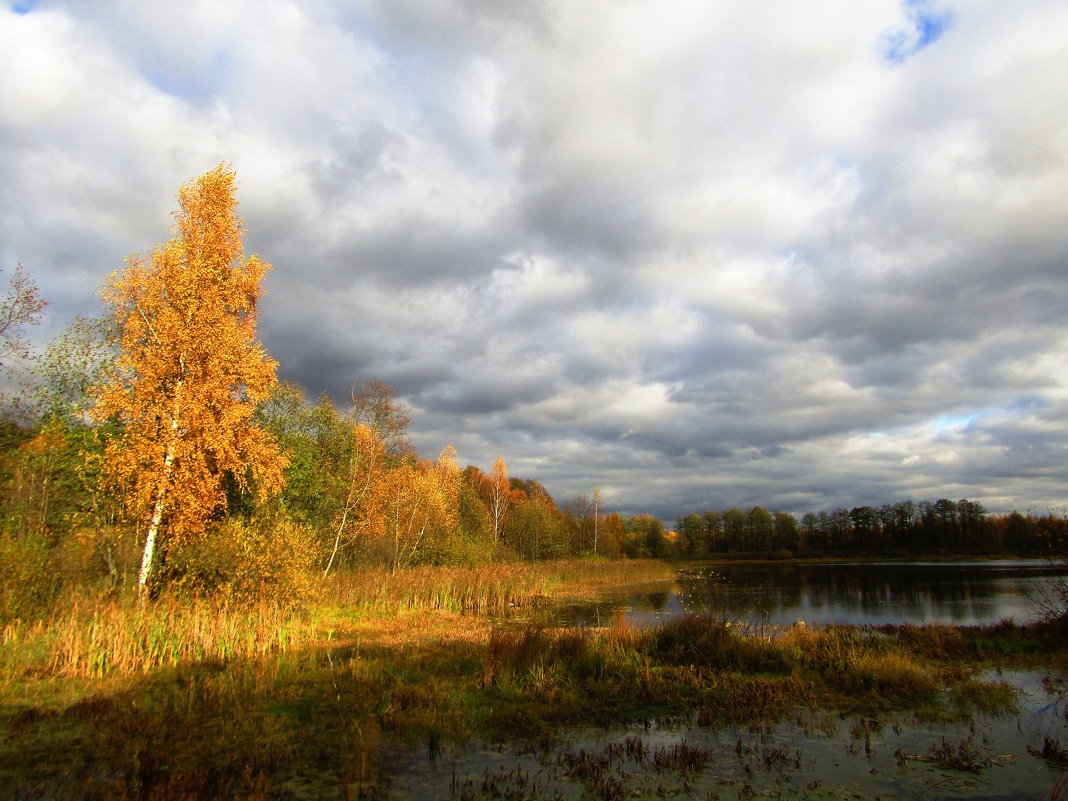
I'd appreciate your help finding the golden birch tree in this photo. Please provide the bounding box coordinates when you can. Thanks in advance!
[322,422,385,577]
[489,453,509,544]
[375,445,459,572]
[92,165,286,598]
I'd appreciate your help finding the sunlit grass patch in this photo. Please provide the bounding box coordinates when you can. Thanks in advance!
[950,676,1019,715]
[844,651,937,698]
[324,558,673,615]
[42,594,317,678]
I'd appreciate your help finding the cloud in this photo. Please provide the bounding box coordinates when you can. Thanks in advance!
[2,0,1067,521]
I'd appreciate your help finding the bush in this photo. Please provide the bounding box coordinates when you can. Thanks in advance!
[1028,560,1068,625]
[58,525,143,589]
[0,533,59,622]
[167,517,322,610]
[420,535,496,568]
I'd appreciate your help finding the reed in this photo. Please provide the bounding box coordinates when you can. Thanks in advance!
[326,562,552,614]
[41,593,318,679]
[323,558,672,615]
[477,612,965,729]
[2,558,672,686]
[844,652,937,697]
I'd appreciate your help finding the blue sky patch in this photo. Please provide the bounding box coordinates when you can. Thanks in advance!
[932,412,977,434]
[11,0,41,13]
[930,396,1045,435]
[881,0,953,64]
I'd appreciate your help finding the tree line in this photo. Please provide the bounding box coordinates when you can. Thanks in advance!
[674,500,1068,559]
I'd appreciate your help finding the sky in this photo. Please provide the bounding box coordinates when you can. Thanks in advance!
[2,0,1066,521]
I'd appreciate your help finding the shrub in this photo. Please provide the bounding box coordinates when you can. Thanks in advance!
[58,525,143,589]
[167,517,321,610]
[1028,564,1068,625]
[0,533,59,622]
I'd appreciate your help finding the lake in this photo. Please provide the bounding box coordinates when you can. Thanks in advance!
[553,559,1068,628]
[383,559,1068,800]
[384,668,1068,801]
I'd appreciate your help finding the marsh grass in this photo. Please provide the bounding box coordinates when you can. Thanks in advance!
[882,620,1052,661]
[328,562,553,615]
[951,676,1020,715]
[902,734,993,773]
[34,594,317,679]
[325,558,674,615]
[0,560,1059,800]
[844,652,937,697]
[0,559,670,686]
[477,614,951,732]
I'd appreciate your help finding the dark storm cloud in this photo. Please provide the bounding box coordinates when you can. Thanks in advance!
[520,175,660,261]
[327,219,514,286]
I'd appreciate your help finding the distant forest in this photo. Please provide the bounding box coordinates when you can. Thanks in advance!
[671,501,1068,559]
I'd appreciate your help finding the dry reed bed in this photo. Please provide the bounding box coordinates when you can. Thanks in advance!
[0,559,674,681]
[23,596,316,679]
[325,558,674,614]
[478,615,1010,719]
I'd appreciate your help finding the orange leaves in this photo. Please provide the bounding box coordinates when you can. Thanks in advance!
[91,165,287,593]
[376,458,452,570]
[489,453,510,543]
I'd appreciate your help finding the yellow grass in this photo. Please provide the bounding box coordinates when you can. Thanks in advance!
[1,558,672,682]
[323,558,673,614]
[7,595,316,680]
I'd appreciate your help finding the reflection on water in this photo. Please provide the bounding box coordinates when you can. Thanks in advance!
[551,560,1068,628]
[379,668,1068,801]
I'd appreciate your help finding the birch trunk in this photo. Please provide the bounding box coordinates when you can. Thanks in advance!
[137,438,175,599]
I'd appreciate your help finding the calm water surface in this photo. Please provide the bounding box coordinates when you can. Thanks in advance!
[343,560,1068,800]
[556,560,1068,628]
[379,669,1068,800]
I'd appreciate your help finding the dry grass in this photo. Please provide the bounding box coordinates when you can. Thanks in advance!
[1,593,318,681]
[0,558,671,685]
[326,562,553,614]
[2,575,1060,800]
[62,597,316,678]
[323,558,673,614]
[845,652,937,697]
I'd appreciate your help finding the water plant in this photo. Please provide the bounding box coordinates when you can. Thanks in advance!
[1029,736,1068,766]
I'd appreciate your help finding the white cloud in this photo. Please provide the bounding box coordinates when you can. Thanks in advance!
[2,0,1067,518]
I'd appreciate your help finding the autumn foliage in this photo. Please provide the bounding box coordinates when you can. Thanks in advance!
[91,165,287,594]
